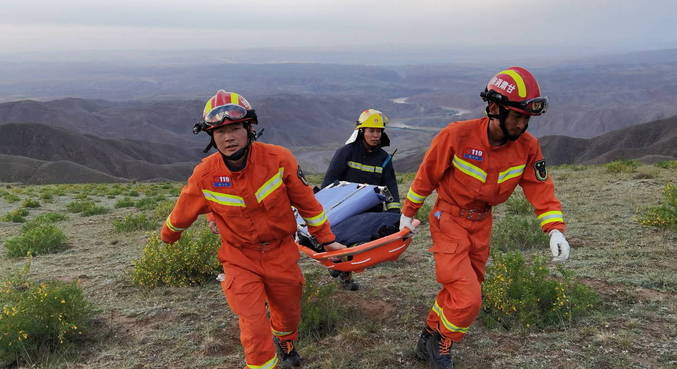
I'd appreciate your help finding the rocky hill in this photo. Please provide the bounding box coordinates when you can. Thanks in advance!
[0,123,196,183]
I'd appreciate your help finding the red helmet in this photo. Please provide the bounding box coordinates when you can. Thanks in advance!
[193,90,257,134]
[480,67,548,116]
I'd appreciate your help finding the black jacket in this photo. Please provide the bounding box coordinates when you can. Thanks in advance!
[321,141,400,212]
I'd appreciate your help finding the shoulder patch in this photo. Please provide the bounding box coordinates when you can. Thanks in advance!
[534,159,547,181]
[297,166,309,186]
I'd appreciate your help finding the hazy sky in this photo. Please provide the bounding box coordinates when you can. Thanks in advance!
[2,0,676,58]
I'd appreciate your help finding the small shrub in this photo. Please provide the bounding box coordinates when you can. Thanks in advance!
[22,213,68,231]
[74,193,89,200]
[39,193,53,201]
[3,193,21,203]
[299,272,345,341]
[134,196,165,211]
[637,183,677,231]
[655,160,677,169]
[1,209,29,223]
[114,197,135,208]
[127,190,140,197]
[21,199,41,208]
[491,215,548,252]
[65,200,107,216]
[113,214,158,233]
[151,200,175,223]
[131,225,220,287]
[505,192,531,215]
[606,159,638,173]
[0,268,94,365]
[4,224,67,257]
[481,251,599,330]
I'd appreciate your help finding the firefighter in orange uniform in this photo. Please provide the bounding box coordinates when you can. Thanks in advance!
[161,90,346,369]
[399,67,570,369]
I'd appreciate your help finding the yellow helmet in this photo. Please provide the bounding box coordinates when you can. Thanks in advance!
[356,109,389,129]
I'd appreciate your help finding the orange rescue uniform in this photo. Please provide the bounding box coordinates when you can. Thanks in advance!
[161,142,335,369]
[402,117,565,342]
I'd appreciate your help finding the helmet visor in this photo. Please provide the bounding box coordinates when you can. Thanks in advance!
[204,104,248,125]
[511,97,549,115]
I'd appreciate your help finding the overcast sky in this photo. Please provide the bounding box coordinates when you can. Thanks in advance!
[1,0,676,60]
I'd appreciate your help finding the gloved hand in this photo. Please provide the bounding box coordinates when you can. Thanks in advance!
[549,229,570,263]
[399,214,415,232]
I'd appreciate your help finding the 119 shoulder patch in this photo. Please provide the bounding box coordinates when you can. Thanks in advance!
[298,166,309,186]
[534,160,547,181]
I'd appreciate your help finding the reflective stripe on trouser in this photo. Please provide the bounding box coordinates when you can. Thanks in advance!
[219,238,304,368]
[425,208,492,342]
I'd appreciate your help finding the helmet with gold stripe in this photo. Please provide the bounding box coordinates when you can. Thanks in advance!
[480,67,548,116]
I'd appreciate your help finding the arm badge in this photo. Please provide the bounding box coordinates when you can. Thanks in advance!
[534,160,548,181]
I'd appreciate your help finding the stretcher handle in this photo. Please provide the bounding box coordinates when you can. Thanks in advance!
[306,219,421,260]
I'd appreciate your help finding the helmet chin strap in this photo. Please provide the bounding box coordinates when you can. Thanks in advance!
[486,105,525,142]
[222,144,249,161]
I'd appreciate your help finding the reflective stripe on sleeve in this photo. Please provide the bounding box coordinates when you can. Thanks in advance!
[165,217,186,233]
[386,202,401,210]
[497,164,526,184]
[537,210,564,227]
[202,190,246,207]
[303,211,328,227]
[347,161,383,174]
[432,300,470,334]
[452,155,487,183]
[255,168,284,203]
[406,188,426,204]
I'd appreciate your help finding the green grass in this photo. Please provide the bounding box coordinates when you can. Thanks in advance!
[0,267,94,366]
[21,199,41,208]
[112,213,158,233]
[4,223,68,257]
[637,182,677,231]
[491,214,549,252]
[0,168,674,369]
[481,251,600,330]
[131,223,221,287]
[1,208,29,223]
[65,200,108,216]
[606,159,639,173]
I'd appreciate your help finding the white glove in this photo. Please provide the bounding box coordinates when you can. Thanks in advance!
[549,229,570,263]
[399,214,415,232]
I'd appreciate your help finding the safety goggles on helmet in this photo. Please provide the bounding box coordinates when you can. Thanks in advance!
[506,96,548,115]
[481,89,549,116]
[204,104,249,124]
[193,105,257,135]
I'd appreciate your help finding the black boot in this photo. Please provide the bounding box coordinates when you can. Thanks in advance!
[274,337,302,368]
[339,272,359,291]
[415,326,434,361]
[425,332,454,369]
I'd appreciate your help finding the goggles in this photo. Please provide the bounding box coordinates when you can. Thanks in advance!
[506,97,548,116]
[481,89,549,116]
[204,104,249,124]
[193,104,257,134]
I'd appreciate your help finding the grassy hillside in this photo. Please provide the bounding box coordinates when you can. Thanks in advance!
[0,165,675,369]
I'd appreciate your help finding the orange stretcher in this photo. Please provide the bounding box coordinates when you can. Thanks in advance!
[298,219,421,273]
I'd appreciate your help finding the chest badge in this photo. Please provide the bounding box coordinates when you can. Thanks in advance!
[463,148,484,161]
[213,175,233,188]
